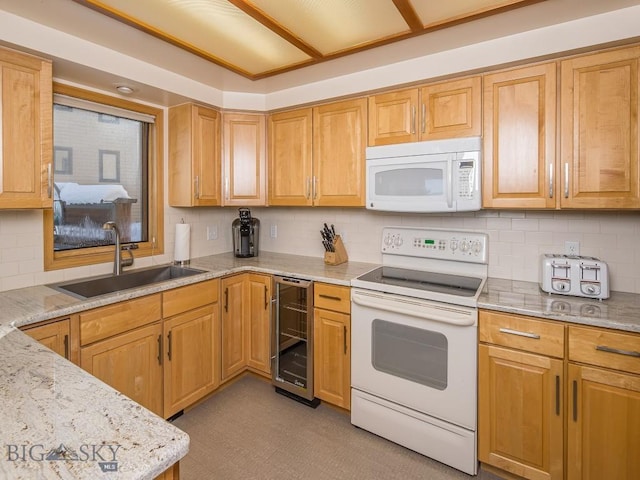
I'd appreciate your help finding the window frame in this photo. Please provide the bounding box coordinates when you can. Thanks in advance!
[44,83,164,271]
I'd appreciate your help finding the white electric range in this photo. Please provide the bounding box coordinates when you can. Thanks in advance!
[350,227,488,476]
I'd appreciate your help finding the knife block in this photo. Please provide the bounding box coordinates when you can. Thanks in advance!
[324,235,348,266]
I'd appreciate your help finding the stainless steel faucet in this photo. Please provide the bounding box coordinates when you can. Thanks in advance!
[102,221,134,275]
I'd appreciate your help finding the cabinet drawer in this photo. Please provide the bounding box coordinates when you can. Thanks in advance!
[479,310,565,358]
[569,325,640,375]
[80,294,161,346]
[314,283,350,314]
[163,279,219,318]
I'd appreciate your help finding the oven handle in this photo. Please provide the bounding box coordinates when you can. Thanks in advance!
[352,290,476,326]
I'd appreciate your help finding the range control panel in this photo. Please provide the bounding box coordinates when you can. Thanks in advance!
[381,227,488,264]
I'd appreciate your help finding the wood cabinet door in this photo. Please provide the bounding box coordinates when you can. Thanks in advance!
[169,103,221,206]
[268,108,313,206]
[163,304,220,418]
[0,47,52,209]
[23,318,72,362]
[479,344,564,480]
[313,308,350,409]
[483,63,558,209]
[420,76,481,140]
[221,275,247,380]
[313,98,367,206]
[192,105,221,206]
[560,46,640,208]
[246,273,271,375]
[567,363,640,480]
[222,113,266,206]
[80,323,163,416]
[368,88,418,146]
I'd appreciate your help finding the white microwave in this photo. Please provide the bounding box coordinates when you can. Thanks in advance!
[366,137,482,213]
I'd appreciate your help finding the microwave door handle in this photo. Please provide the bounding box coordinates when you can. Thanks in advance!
[446,160,453,209]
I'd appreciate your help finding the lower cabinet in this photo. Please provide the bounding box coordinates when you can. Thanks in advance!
[478,310,565,480]
[22,316,78,364]
[313,283,351,409]
[566,325,640,480]
[221,273,271,381]
[221,274,248,380]
[479,310,640,480]
[79,294,163,416]
[246,273,271,375]
[162,279,220,419]
[78,280,221,419]
[154,463,180,480]
[81,322,164,417]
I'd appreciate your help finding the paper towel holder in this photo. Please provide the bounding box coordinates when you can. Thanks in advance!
[174,219,191,266]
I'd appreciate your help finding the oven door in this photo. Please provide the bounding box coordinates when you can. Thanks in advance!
[351,288,477,430]
[365,155,454,212]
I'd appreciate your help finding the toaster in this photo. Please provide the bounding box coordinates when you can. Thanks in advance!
[540,254,609,300]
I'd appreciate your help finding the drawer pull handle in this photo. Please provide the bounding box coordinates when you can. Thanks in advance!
[499,327,541,339]
[319,294,342,302]
[595,345,640,358]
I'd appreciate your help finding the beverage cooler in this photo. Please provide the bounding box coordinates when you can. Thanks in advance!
[271,275,318,407]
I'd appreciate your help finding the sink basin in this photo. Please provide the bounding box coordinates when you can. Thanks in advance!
[49,265,207,299]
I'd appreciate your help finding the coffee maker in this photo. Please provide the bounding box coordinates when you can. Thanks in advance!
[232,208,259,258]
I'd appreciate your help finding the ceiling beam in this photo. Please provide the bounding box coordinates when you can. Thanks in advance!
[392,0,424,32]
[227,0,324,59]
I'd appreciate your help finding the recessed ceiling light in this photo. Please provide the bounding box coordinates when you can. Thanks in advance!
[115,85,134,94]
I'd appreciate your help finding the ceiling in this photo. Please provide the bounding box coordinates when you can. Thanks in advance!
[74,0,543,80]
[0,0,638,107]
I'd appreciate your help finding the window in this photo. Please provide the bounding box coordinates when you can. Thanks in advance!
[44,84,164,270]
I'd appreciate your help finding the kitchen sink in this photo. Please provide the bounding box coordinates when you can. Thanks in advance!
[48,265,207,299]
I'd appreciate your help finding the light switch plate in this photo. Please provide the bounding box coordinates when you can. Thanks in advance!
[207,225,218,240]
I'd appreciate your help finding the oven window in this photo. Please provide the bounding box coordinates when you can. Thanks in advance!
[371,319,448,390]
[374,168,444,196]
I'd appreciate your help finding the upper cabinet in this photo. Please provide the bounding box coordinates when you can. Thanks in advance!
[0,46,52,209]
[269,98,366,207]
[368,76,481,146]
[313,98,367,207]
[482,62,557,209]
[169,103,221,206]
[560,46,640,209]
[222,112,266,206]
[268,108,313,206]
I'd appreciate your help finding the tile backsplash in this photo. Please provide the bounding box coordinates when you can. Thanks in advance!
[1,207,639,294]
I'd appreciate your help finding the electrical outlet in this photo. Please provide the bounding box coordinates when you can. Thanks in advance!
[270,224,277,238]
[206,225,218,240]
[565,241,580,256]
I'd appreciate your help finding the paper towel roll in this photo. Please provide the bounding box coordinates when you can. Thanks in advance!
[174,223,191,264]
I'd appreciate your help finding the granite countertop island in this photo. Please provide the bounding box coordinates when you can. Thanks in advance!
[0,326,189,480]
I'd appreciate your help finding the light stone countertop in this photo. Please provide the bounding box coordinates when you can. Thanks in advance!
[479,278,640,333]
[0,251,378,330]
